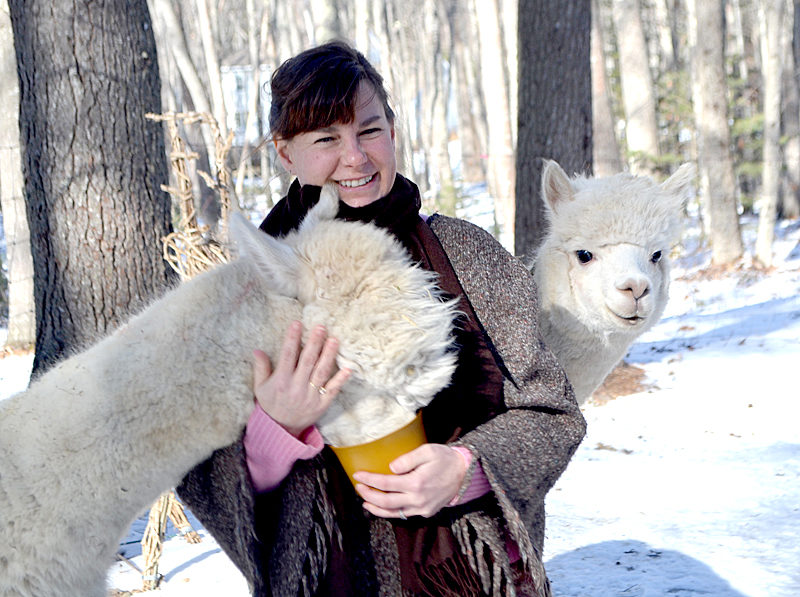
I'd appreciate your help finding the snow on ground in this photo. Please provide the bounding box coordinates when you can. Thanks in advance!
[1,218,798,596]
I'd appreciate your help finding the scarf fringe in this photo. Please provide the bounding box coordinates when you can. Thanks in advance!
[299,467,341,596]
[452,458,551,597]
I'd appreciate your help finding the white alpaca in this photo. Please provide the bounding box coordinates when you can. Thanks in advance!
[532,160,694,403]
[0,185,457,597]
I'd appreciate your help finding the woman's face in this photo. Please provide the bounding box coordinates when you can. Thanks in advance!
[276,82,397,208]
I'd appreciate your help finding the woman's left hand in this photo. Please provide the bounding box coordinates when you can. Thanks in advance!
[353,444,467,519]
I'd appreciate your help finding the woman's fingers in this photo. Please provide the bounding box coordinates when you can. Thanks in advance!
[295,325,328,382]
[353,444,466,519]
[272,320,303,378]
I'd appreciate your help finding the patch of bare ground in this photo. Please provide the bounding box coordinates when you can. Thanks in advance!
[589,361,656,405]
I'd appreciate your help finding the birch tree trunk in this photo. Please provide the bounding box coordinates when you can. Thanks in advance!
[687,0,744,266]
[592,0,624,176]
[515,0,591,258]
[755,0,785,267]
[612,0,660,173]
[0,0,34,349]
[8,0,174,375]
[474,0,516,248]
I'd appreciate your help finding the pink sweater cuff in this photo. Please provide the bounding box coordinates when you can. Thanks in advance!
[448,445,491,506]
[243,404,324,493]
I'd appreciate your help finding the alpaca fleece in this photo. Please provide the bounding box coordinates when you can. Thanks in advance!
[532,160,694,402]
[0,185,457,597]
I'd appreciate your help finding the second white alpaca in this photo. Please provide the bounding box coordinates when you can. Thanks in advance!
[0,185,458,597]
[532,160,694,403]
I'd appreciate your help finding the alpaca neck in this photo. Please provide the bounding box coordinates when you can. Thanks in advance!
[539,305,634,402]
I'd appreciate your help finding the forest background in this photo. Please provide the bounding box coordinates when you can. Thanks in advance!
[0,1,797,385]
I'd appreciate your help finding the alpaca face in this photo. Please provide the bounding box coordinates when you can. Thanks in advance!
[535,162,692,340]
[533,161,693,402]
[558,239,671,336]
[231,185,458,445]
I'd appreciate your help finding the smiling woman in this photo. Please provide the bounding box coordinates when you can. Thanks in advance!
[179,40,586,597]
[274,81,397,207]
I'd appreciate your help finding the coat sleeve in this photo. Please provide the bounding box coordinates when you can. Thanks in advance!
[428,215,587,553]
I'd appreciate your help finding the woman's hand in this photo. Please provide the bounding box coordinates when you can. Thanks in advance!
[353,443,467,519]
[253,321,351,437]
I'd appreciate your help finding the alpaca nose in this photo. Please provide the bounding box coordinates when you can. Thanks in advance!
[618,277,650,301]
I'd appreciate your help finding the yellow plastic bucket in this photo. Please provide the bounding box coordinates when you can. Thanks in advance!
[330,411,427,488]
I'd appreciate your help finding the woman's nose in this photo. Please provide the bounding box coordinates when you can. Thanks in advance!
[341,135,368,166]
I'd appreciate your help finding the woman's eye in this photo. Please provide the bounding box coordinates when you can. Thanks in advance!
[360,127,382,136]
[576,250,593,264]
[651,250,662,263]
[314,136,335,144]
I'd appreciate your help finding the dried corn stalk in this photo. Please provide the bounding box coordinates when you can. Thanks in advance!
[135,112,237,591]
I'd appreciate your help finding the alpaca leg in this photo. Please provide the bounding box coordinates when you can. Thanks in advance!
[141,492,170,590]
[167,491,202,544]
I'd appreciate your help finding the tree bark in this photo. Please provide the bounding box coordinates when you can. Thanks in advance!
[612,0,660,173]
[515,0,592,259]
[0,0,34,349]
[8,0,174,375]
[687,0,744,266]
[755,0,785,267]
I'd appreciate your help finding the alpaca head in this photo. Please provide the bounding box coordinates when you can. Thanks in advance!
[230,185,458,443]
[534,160,693,344]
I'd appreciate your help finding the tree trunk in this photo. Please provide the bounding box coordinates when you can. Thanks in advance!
[687,0,744,266]
[782,0,800,219]
[451,1,487,184]
[729,0,750,81]
[612,0,660,173]
[234,0,267,199]
[195,0,227,135]
[515,0,592,259]
[309,0,342,43]
[591,0,624,176]
[8,0,174,375]
[0,0,34,350]
[474,0,516,249]
[755,0,785,267]
[654,0,677,70]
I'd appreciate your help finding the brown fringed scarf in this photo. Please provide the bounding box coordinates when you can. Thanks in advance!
[260,175,510,596]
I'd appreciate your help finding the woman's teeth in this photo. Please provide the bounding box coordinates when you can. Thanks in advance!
[338,174,375,188]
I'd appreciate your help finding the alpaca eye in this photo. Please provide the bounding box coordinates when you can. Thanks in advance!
[405,365,417,377]
[651,251,662,263]
[576,250,593,264]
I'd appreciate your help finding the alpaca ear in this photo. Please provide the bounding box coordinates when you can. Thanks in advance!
[661,163,696,205]
[299,183,340,233]
[541,159,574,213]
[229,212,300,297]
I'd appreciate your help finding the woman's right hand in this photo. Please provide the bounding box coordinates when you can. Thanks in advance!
[253,321,351,438]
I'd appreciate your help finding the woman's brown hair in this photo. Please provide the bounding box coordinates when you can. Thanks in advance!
[269,40,395,141]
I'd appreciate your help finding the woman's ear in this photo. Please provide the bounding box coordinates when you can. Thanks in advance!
[275,138,294,174]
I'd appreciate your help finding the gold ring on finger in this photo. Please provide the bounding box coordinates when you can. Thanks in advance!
[309,381,327,395]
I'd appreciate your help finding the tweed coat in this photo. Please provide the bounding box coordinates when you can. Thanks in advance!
[178,214,586,596]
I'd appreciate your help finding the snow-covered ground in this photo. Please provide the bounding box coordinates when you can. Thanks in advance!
[1,217,798,596]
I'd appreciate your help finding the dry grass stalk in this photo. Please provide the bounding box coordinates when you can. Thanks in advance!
[133,112,237,591]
